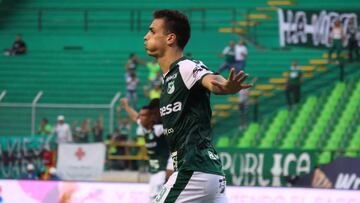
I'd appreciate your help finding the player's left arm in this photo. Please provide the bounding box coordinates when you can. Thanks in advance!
[202,68,253,95]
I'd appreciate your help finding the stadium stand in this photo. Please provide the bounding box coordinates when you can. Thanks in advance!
[0,0,360,167]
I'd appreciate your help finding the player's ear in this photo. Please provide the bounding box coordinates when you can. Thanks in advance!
[167,33,177,46]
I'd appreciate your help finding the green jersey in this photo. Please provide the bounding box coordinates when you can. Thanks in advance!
[160,57,224,176]
[223,46,235,63]
[288,67,302,85]
[138,120,169,173]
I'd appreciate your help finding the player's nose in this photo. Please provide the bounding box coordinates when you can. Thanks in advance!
[144,32,149,41]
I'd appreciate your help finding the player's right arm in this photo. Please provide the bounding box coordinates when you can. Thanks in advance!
[120,98,139,122]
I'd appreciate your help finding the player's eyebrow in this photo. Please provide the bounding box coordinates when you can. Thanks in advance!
[149,27,155,32]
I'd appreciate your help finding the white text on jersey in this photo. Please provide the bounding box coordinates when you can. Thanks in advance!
[160,101,182,117]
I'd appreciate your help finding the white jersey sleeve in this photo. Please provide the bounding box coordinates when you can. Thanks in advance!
[136,119,150,136]
[153,124,164,137]
[178,59,213,90]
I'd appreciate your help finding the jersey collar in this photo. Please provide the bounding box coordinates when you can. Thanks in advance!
[163,56,187,77]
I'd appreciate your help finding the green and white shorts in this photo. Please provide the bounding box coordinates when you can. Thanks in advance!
[153,171,228,203]
[150,171,167,201]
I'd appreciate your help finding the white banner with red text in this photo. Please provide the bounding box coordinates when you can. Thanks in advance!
[57,143,106,180]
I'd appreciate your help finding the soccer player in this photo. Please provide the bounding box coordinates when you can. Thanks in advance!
[120,98,171,202]
[144,9,253,202]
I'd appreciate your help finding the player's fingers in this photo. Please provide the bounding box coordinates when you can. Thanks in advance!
[241,83,253,89]
[237,73,249,84]
[234,71,245,81]
[228,68,235,81]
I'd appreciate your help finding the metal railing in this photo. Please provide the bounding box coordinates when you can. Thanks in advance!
[0,91,121,135]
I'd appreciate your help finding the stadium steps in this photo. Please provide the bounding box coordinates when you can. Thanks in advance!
[236,123,260,148]
[302,83,346,150]
[258,109,288,148]
[320,80,360,163]
[280,96,317,149]
[345,124,360,157]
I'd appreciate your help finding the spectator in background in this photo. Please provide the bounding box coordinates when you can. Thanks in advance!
[143,82,161,100]
[42,144,55,170]
[92,117,104,142]
[285,60,303,109]
[76,119,90,143]
[328,20,344,63]
[116,105,132,139]
[146,58,161,85]
[52,115,72,144]
[3,34,27,56]
[48,167,60,180]
[238,77,257,130]
[217,40,236,74]
[235,39,248,72]
[21,163,39,180]
[125,53,145,77]
[126,72,139,109]
[41,166,60,180]
[347,17,359,62]
[37,118,53,135]
[109,128,128,170]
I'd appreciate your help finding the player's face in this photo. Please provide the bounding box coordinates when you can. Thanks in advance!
[144,18,168,58]
[139,109,152,129]
[151,109,161,124]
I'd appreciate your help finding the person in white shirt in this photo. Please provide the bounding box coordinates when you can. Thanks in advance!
[328,20,344,62]
[53,115,73,144]
[126,72,139,109]
[217,40,236,74]
[234,40,248,72]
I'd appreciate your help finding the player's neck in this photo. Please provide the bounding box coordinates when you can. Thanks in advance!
[158,48,183,75]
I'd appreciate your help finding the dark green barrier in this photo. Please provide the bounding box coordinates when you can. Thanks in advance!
[0,135,56,179]
[218,148,316,186]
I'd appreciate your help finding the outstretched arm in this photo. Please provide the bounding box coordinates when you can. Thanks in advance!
[202,68,253,95]
[120,98,139,122]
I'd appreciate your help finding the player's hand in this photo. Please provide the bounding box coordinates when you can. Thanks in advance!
[120,98,129,108]
[211,68,253,94]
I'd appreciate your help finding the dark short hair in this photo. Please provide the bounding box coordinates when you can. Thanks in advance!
[153,9,191,50]
[141,105,151,110]
[148,98,160,109]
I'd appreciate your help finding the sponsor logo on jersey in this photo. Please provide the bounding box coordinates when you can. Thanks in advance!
[193,65,204,78]
[171,151,178,171]
[167,81,175,94]
[165,73,178,82]
[160,101,182,116]
[219,177,226,193]
[208,150,219,160]
[163,128,174,135]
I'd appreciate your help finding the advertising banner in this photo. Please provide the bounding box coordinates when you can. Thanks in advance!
[278,9,360,48]
[0,180,359,203]
[0,135,55,179]
[57,143,106,180]
[294,156,360,190]
[218,148,315,186]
